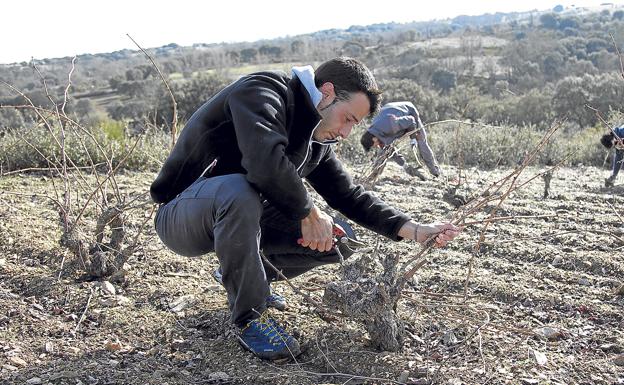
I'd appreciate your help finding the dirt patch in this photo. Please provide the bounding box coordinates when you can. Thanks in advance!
[0,166,623,384]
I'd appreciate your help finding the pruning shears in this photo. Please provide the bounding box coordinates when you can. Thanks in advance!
[297,223,366,262]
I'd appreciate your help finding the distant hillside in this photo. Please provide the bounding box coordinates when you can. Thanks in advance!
[1,4,613,68]
[1,3,623,131]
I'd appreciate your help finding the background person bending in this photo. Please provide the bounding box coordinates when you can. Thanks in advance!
[360,101,441,180]
[601,125,624,187]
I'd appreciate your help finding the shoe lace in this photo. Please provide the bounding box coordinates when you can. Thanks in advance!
[251,311,290,346]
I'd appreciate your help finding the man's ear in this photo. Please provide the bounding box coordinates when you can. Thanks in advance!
[318,82,336,106]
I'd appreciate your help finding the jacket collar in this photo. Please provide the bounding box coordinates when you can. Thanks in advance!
[291,65,322,107]
[287,75,322,139]
[289,69,343,145]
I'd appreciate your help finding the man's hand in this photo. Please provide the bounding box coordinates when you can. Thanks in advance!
[399,221,462,247]
[300,205,334,252]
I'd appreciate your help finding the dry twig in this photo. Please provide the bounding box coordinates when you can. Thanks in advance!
[74,286,94,334]
[610,33,624,81]
[400,120,564,288]
[259,252,340,321]
[127,34,178,148]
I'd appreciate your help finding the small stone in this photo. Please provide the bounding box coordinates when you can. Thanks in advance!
[105,341,123,352]
[534,326,563,340]
[521,379,539,385]
[204,285,223,292]
[44,342,54,354]
[600,343,621,353]
[26,378,43,385]
[578,278,590,286]
[442,330,459,346]
[208,372,229,381]
[532,349,547,366]
[615,284,624,296]
[9,356,27,367]
[66,347,81,355]
[2,364,18,371]
[169,294,196,313]
[100,295,132,307]
[100,281,116,296]
[99,298,117,307]
[613,354,624,366]
[398,370,409,383]
[551,257,563,266]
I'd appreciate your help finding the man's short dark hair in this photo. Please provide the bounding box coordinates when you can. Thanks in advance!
[601,132,615,149]
[315,57,382,117]
[360,131,375,152]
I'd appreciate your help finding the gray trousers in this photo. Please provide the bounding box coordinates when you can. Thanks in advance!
[154,174,352,326]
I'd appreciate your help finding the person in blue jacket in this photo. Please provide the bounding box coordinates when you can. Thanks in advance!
[600,125,624,187]
[360,101,441,180]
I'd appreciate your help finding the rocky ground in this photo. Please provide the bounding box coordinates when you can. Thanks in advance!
[0,164,623,385]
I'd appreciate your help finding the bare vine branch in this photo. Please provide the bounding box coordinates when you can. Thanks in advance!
[127,34,178,148]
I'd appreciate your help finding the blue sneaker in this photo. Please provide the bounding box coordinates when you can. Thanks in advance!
[213,268,287,311]
[237,311,301,360]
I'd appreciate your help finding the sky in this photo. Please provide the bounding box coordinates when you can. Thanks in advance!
[2,0,619,64]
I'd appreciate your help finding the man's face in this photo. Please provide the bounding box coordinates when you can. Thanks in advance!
[313,83,370,142]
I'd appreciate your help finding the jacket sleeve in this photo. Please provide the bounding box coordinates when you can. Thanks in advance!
[306,147,411,240]
[227,78,313,220]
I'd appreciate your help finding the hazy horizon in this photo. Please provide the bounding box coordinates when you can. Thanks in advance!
[2,0,619,65]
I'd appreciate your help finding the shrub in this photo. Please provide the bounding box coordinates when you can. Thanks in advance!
[100,119,126,143]
[425,121,605,169]
[0,120,169,173]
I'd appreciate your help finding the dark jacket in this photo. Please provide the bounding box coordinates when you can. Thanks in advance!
[150,71,410,240]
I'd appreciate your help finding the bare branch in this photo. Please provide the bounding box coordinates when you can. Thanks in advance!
[74,286,94,334]
[0,164,107,176]
[60,57,77,116]
[610,33,624,81]
[70,133,143,234]
[401,120,565,287]
[460,213,558,227]
[127,34,178,148]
